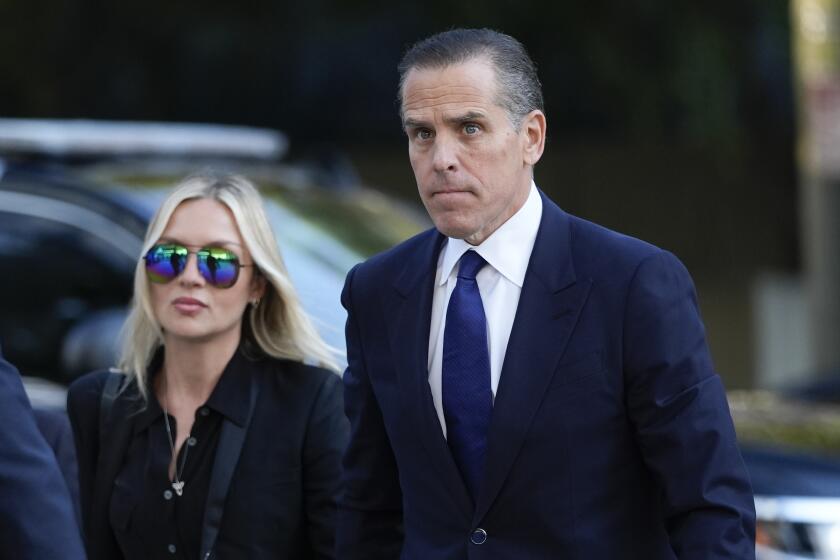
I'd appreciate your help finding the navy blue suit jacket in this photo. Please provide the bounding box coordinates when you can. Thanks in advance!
[0,354,86,560]
[337,192,755,559]
[33,407,82,524]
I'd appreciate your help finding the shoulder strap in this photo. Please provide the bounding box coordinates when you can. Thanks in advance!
[200,376,259,560]
[99,371,124,447]
[90,371,131,560]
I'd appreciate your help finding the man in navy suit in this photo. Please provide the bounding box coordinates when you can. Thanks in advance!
[0,351,86,559]
[337,28,755,559]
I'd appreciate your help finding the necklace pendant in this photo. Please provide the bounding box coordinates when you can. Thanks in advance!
[172,480,185,496]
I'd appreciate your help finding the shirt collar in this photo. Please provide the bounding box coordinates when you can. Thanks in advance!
[204,349,252,426]
[439,181,542,287]
[133,346,253,432]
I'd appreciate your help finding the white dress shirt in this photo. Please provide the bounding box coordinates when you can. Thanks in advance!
[428,182,543,437]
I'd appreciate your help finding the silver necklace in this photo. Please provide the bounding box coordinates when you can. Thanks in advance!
[162,383,191,497]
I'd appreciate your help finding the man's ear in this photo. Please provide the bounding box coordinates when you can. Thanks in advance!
[521,110,546,166]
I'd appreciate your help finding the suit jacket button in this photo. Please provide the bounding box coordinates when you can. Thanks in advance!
[471,528,487,545]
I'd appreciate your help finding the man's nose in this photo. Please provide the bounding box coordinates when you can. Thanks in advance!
[431,135,458,173]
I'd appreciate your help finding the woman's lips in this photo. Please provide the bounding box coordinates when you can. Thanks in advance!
[172,297,207,315]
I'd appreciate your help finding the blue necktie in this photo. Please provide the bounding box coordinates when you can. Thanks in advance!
[442,250,492,501]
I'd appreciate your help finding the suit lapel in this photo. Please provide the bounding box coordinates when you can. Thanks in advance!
[385,230,474,519]
[475,194,591,522]
[200,371,258,559]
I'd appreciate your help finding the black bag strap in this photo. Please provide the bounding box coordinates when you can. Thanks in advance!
[200,378,258,560]
[99,371,124,447]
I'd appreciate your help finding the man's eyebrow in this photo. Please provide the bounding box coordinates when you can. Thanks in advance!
[403,111,488,130]
[402,117,428,129]
[443,111,487,125]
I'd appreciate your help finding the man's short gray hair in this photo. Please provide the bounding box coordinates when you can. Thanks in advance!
[397,28,544,127]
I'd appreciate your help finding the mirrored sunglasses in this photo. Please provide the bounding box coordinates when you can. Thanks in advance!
[143,243,254,289]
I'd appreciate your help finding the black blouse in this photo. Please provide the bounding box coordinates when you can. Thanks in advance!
[110,351,251,560]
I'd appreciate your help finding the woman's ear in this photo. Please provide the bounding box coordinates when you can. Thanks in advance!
[250,271,267,302]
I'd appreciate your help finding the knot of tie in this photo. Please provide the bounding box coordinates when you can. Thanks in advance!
[457,250,487,281]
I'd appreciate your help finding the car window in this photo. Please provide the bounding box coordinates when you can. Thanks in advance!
[0,207,136,379]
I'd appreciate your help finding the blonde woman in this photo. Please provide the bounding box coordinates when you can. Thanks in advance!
[68,173,347,560]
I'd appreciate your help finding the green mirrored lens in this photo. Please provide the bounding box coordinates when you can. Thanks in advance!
[197,247,240,288]
[145,244,188,283]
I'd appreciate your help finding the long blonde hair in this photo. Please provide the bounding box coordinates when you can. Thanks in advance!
[118,172,340,398]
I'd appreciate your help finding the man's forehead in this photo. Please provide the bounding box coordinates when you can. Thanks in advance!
[403,86,490,112]
[403,58,496,88]
[401,59,501,114]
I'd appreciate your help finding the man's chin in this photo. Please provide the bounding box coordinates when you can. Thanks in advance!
[432,219,474,241]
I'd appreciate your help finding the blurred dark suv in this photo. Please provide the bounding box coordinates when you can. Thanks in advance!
[0,119,425,384]
[0,164,146,380]
[732,380,840,559]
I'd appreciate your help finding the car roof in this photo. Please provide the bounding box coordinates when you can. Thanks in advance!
[0,119,288,160]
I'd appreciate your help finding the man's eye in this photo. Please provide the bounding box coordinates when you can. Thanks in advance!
[415,129,433,140]
[464,123,480,135]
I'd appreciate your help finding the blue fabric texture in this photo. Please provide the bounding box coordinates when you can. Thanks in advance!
[442,250,492,501]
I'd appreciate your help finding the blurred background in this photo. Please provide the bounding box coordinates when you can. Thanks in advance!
[2,0,816,389]
[2,1,840,556]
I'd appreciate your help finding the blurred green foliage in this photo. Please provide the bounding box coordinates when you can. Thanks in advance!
[730,390,840,456]
[0,0,793,152]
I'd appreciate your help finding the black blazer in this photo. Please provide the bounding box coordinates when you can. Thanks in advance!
[68,353,348,560]
[0,354,85,560]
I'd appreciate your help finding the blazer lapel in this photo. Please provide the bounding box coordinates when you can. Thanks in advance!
[475,195,591,522]
[200,372,258,559]
[385,230,474,520]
